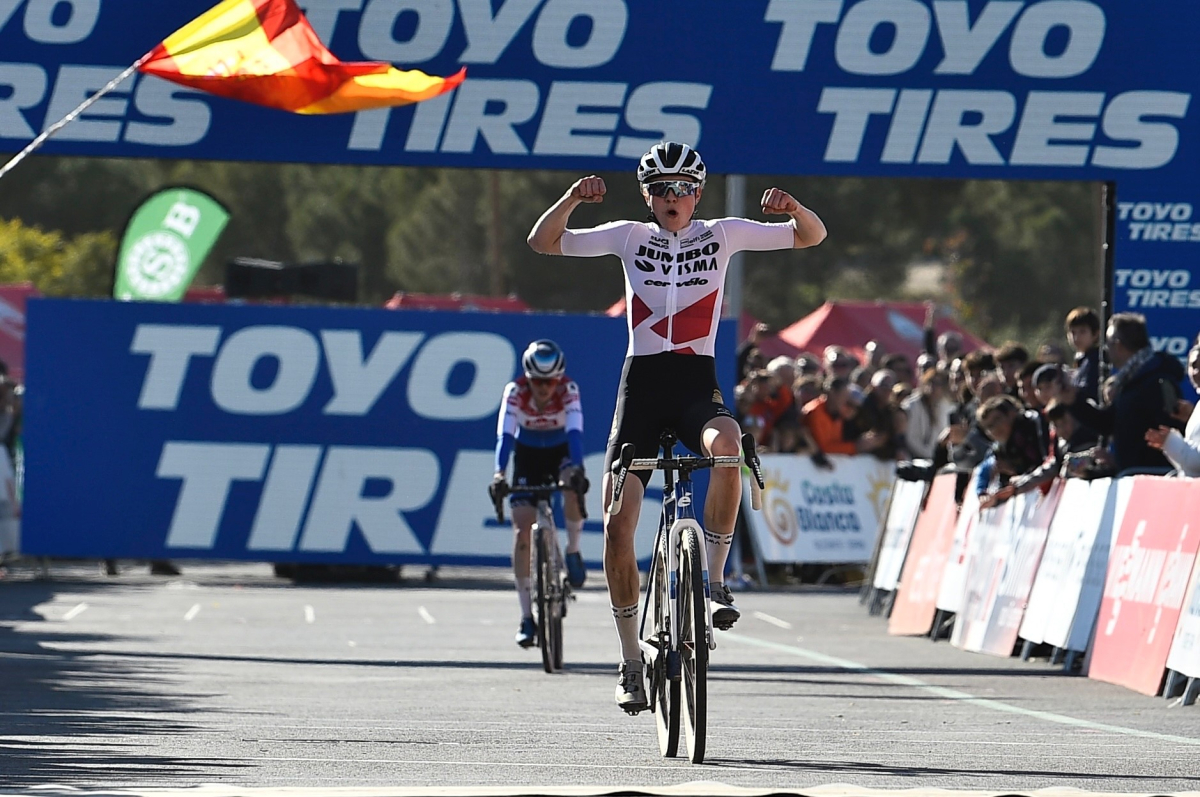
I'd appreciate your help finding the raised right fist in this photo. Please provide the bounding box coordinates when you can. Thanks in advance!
[571,175,606,204]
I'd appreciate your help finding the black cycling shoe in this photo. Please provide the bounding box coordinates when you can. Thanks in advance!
[711,583,740,630]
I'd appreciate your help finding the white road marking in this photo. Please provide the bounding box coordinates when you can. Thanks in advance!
[752,610,793,629]
[417,606,436,625]
[724,632,1200,748]
[304,605,315,624]
[61,603,88,621]
[184,604,201,621]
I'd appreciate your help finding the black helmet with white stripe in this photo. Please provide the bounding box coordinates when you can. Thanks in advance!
[637,142,706,186]
[522,339,565,380]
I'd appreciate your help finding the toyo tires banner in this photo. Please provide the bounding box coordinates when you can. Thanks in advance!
[21,298,734,565]
[0,0,1191,180]
[2,1,1197,363]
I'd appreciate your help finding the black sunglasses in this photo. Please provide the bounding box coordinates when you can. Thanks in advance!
[645,180,700,198]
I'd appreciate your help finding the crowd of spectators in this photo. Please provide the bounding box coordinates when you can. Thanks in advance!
[734,304,1200,508]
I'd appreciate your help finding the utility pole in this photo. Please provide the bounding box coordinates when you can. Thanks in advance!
[725,174,746,319]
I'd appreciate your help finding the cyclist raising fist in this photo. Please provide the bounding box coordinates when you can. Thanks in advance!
[528,141,826,711]
[492,340,588,649]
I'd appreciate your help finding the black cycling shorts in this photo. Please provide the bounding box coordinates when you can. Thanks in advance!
[605,353,734,487]
[511,442,570,507]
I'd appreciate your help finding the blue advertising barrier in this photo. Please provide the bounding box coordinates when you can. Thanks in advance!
[22,298,734,564]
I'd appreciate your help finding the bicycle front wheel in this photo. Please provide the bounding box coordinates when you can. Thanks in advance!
[651,549,680,757]
[680,526,708,763]
[534,526,562,674]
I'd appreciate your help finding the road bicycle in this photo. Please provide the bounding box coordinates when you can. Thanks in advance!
[492,477,588,674]
[608,430,764,763]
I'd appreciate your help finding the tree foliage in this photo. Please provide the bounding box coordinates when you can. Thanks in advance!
[0,155,1098,346]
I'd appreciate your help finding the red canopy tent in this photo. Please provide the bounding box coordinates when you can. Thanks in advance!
[777,301,987,364]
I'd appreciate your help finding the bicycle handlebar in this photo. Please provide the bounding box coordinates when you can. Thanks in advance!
[607,433,766,515]
[490,478,589,525]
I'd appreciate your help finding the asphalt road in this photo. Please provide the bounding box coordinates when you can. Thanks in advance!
[1,560,1199,795]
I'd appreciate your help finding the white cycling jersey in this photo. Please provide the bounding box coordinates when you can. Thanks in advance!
[561,217,794,357]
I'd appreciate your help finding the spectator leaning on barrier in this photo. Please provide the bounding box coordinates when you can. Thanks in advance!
[942,373,1004,503]
[765,356,802,452]
[1065,306,1101,403]
[900,369,953,460]
[824,346,859,381]
[844,369,907,461]
[937,331,965,371]
[803,377,886,457]
[995,342,1029,399]
[1068,312,1184,476]
[1036,342,1068,366]
[796,352,823,379]
[882,352,915,390]
[1018,361,1046,409]
[976,394,1048,508]
[737,322,771,383]
[1145,338,1200,476]
[1001,398,1093,501]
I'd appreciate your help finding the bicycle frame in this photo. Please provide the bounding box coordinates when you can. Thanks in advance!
[640,465,716,660]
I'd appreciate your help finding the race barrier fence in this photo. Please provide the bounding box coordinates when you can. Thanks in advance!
[868,467,1200,705]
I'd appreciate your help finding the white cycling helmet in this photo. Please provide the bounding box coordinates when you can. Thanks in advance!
[637,141,706,186]
[522,339,565,380]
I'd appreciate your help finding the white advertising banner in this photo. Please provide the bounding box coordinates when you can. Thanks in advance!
[952,494,1027,653]
[1061,478,1134,653]
[979,482,1064,657]
[1166,555,1200,679]
[745,454,895,565]
[872,479,927,591]
[936,478,981,614]
[1021,479,1094,646]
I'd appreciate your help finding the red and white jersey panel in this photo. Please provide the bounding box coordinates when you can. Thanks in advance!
[561,218,793,357]
[497,376,584,439]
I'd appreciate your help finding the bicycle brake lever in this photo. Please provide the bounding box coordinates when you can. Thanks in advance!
[607,444,636,515]
[741,432,765,511]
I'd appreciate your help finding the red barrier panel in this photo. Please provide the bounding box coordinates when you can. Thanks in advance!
[889,474,960,636]
[1088,477,1200,696]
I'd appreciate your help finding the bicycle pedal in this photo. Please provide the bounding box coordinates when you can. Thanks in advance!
[622,707,643,717]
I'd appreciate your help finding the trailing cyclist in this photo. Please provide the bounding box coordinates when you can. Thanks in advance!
[527,141,827,711]
[490,339,588,649]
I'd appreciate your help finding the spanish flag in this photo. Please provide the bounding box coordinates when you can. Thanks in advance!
[139,0,465,115]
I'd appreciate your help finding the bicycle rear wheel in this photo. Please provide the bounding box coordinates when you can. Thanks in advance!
[534,526,562,674]
[651,550,680,757]
[680,526,708,763]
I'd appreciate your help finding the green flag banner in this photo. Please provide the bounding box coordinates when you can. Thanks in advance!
[113,187,229,301]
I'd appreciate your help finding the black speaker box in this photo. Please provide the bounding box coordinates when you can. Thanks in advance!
[226,258,358,301]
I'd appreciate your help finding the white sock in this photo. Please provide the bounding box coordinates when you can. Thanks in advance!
[565,519,584,554]
[517,577,532,617]
[705,528,734,586]
[611,604,641,661]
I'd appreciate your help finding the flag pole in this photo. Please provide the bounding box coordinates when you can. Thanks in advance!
[0,52,152,183]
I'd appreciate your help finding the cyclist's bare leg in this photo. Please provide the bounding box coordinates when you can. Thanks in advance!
[562,480,584,554]
[511,505,536,617]
[603,469,644,661]
[701,416,743,623]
